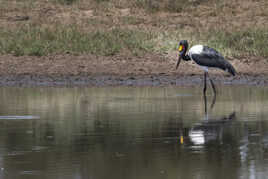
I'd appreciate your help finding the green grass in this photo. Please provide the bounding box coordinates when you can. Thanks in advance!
[1,25,266,58]
[0,25,155,56]
[205,29,268,57]
[154,28,268,58]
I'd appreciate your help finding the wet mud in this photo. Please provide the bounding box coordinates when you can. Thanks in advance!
[0,54,268,87]
[0,74,267,87]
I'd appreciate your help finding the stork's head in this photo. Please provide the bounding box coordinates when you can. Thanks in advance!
[176,40,189,69]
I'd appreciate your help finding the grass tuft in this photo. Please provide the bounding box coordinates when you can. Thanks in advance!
[94,0,110,3]
[53,0,79,5]
[134,0,207,13]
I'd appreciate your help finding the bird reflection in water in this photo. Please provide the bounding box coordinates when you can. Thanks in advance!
[180,93,236,146]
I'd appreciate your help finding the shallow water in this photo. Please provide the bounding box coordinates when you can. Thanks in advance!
[0,86,268,179]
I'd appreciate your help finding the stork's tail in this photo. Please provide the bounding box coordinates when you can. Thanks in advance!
[225,62,236,76]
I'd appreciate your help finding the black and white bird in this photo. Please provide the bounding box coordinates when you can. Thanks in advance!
[176,40,236,95]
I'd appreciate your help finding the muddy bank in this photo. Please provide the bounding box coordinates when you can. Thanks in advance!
[0,74,267,87]
[0,54,268,87]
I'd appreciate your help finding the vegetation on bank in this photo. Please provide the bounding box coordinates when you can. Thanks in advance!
[0,0,267,58]
[0,26,154,56]
[205,29,268,58]
[0,25,267,57]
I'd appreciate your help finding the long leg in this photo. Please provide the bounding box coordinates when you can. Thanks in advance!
[206,73,217,109]
[203,71,207,96]
[203,91,207,114]
[207,73,217,95]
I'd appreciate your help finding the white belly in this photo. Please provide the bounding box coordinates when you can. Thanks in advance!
[200,66,208,72]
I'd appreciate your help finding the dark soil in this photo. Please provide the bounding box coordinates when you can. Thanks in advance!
[0,74,267,87]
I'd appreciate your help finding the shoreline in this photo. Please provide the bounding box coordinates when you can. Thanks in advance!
[0,54,268,87]
[0,74,267,87]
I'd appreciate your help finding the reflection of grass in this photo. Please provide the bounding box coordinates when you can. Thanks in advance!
[0,25,155,56]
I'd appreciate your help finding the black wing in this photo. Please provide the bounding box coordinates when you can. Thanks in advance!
[190,46,236,76]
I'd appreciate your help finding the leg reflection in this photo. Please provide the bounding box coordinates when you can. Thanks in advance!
[203,93,208,115]
[210,93,216,110]
[203,91,217,115]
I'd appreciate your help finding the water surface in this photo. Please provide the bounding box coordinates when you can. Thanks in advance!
[0,86,268,179]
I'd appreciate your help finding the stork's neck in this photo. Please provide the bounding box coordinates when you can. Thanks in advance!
[181,53,191,61]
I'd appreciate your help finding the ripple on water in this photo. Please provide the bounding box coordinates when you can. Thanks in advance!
[0,116,40,120]
[175,93,193,97]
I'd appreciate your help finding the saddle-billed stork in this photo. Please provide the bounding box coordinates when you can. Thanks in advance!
[176,40,236,95]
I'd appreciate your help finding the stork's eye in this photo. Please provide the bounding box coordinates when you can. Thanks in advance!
[178,45,183,52]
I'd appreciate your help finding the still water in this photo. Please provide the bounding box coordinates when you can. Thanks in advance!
[0,86,268,179]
